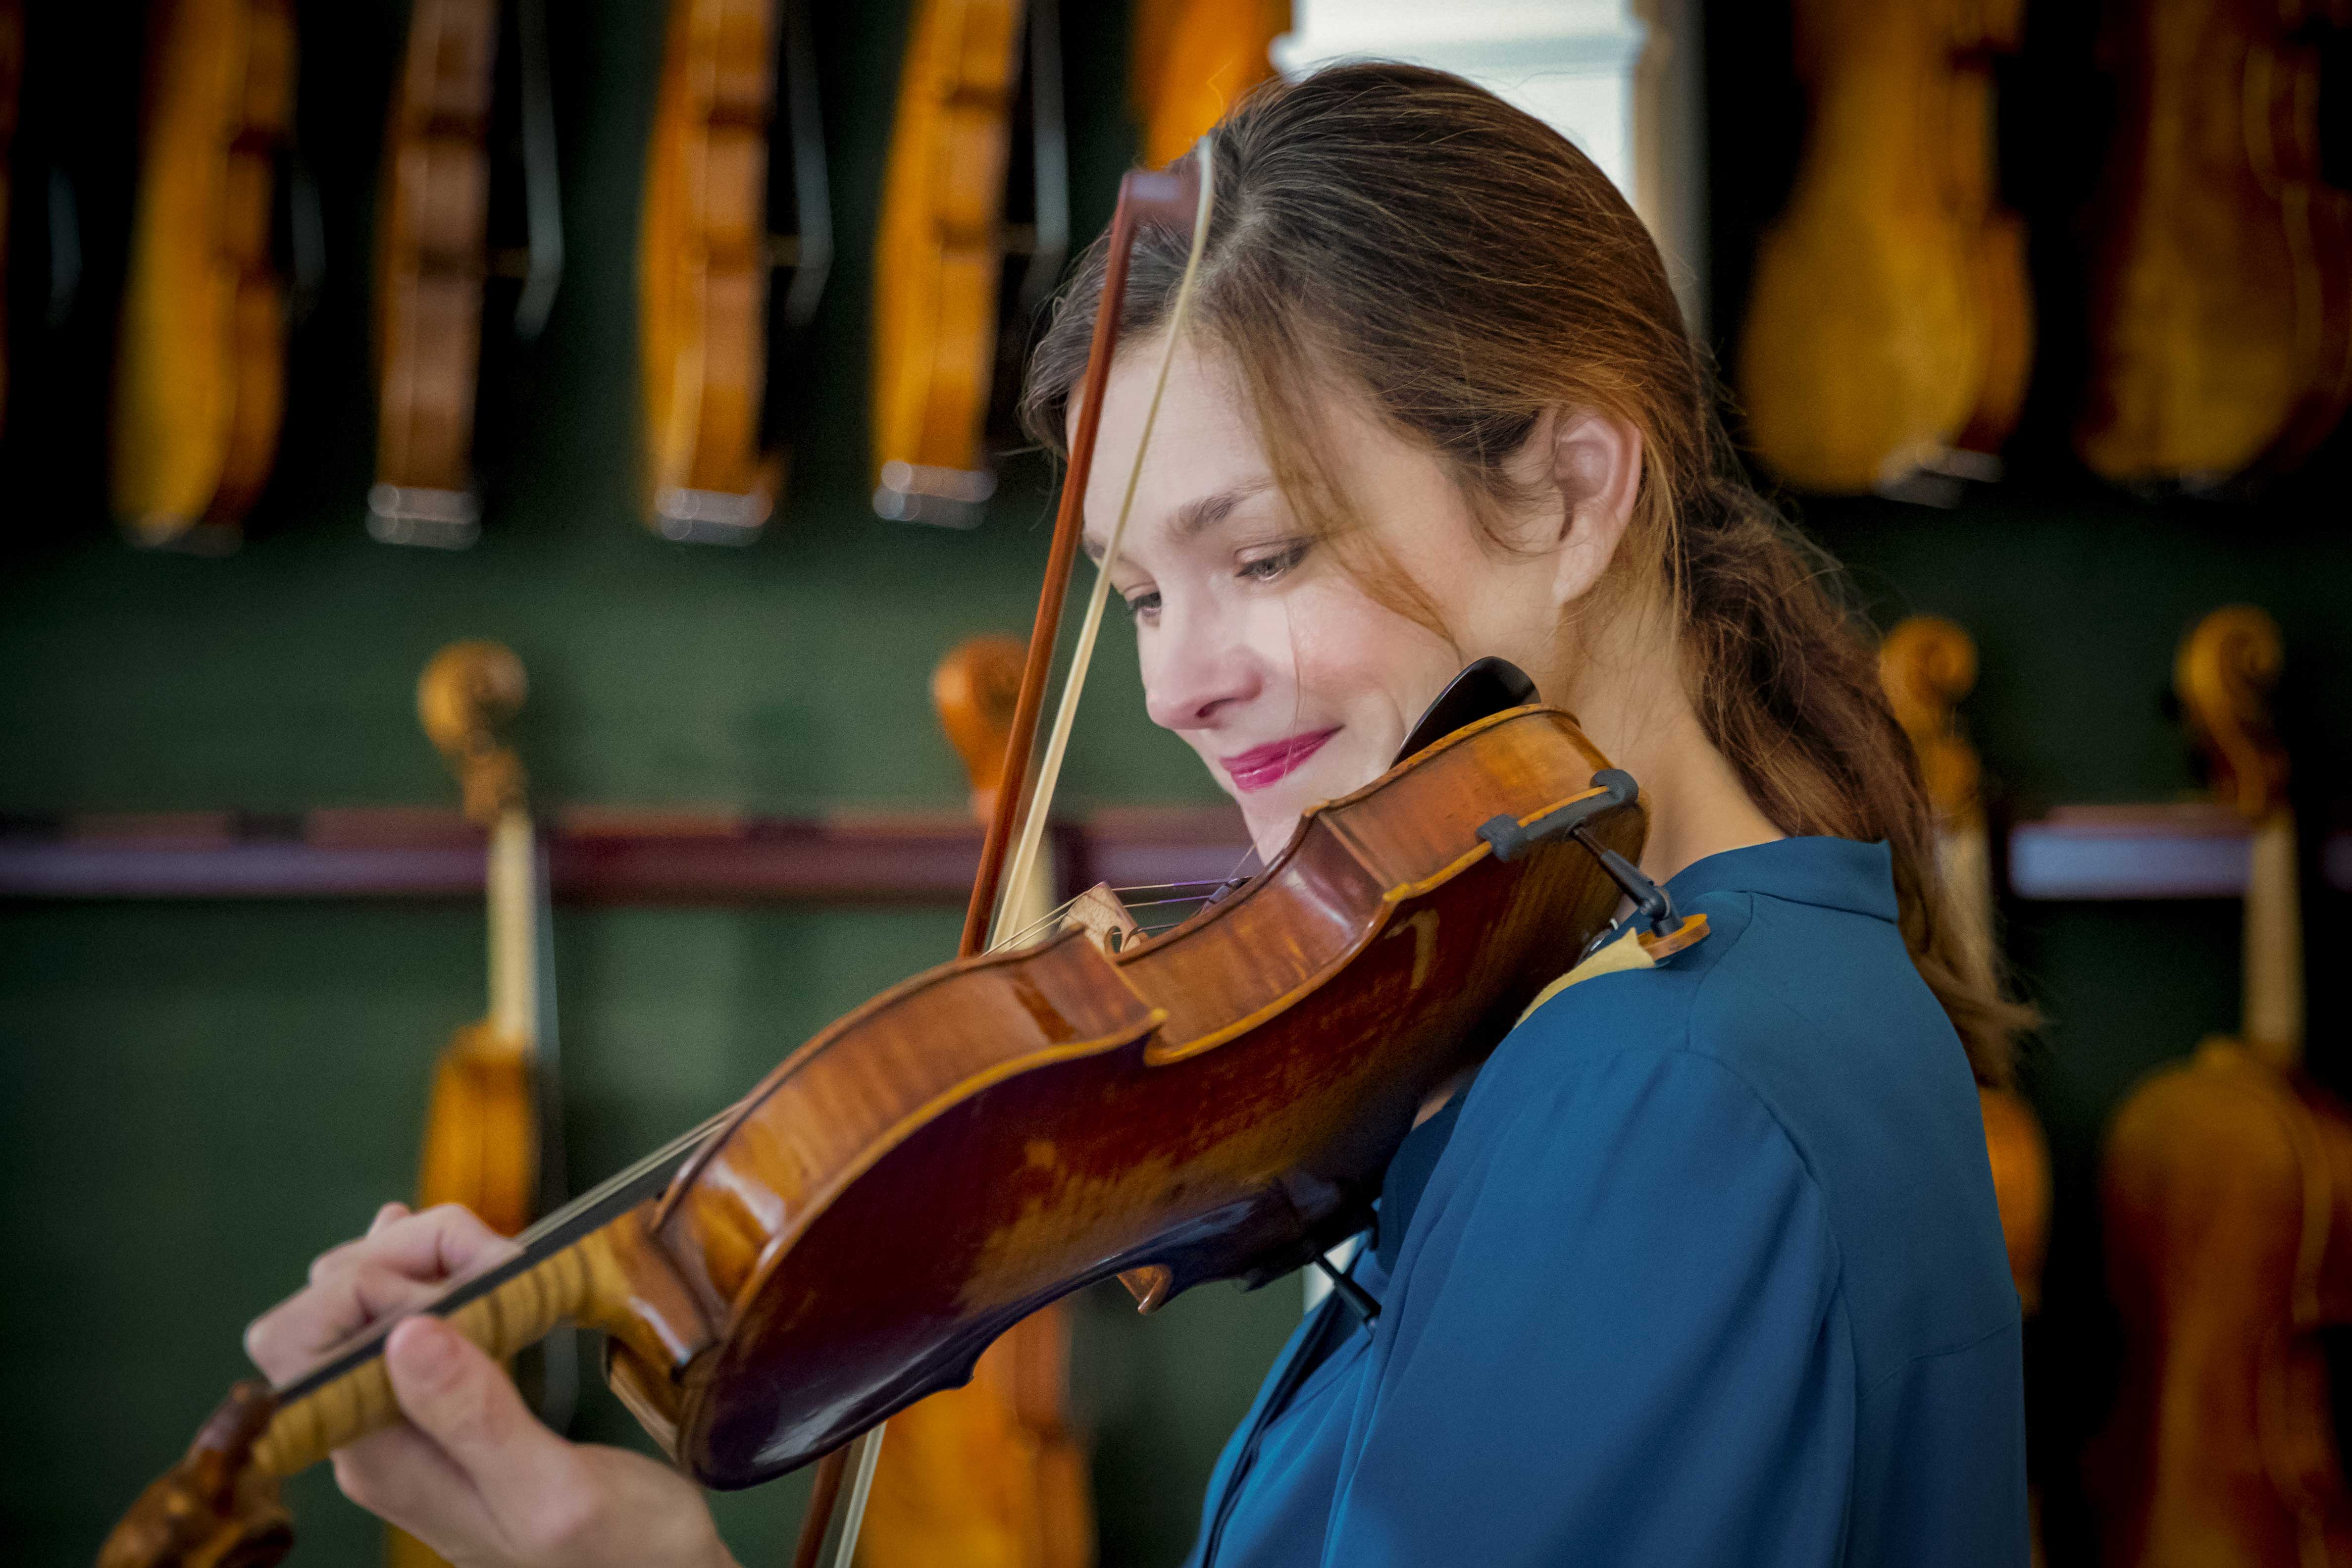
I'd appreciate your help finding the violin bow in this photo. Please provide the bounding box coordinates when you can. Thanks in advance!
[789,137,1217,1568]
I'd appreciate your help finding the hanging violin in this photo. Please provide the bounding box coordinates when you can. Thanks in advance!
[2093,605,2350,1566]
[110,0,298,552]
[2077,0,2351,485]
[1736,0,2030,496]
[853,634,1094,1568]
[1130,0,1287,170]
[97,142,1701,1568]
[395,642,571,1568]
[367,0,565,549]
[870,0,1069,527]
[639,0,831,543]
[0,0,21,440]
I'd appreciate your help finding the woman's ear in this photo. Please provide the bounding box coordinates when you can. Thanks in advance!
[1546,410,1644,610]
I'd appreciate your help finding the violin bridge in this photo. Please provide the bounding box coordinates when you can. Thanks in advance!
[1062,882,1143,955]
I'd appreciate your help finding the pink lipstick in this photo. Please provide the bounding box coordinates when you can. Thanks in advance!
[1219,728,1340,793]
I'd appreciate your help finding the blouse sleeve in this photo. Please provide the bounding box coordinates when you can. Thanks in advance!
[1320,1044,1852,1568]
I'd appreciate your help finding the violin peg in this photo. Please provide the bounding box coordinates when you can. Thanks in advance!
[97,1380,293,1568]
[1118,1265,1175,1314]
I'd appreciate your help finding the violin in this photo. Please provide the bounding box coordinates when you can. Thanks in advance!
[111,0,297,552]
[368,0,565,549]
[1737,0,2030,495]
[856,634,1094,1568]
[1130,0,1287,170]
[0,0,20,438]
[2094,606,2351,1565]
[639,0,831,544]
[98,147,1701,1568]
[395,642,569,1568]
[870,0,1028,526]
[2076,0,2351,486]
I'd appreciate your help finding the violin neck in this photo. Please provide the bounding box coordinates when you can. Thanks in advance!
[1936,812,1997,983]
[2242,806,2304,1069]
[252,1206,644,1479]
[486,806,538,1049]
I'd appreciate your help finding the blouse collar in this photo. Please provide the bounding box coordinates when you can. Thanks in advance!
[1664,835,1899,923]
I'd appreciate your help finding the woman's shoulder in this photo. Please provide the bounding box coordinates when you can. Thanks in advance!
[1460,836,2016,1379]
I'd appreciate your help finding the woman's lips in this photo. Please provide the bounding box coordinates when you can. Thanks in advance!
[1219,728,1341,793]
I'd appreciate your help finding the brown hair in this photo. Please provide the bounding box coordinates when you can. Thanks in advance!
[1020,62,2030,1082]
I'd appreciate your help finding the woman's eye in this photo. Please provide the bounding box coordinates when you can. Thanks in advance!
[1122,589,1162,619]
[1239,540,1311,584]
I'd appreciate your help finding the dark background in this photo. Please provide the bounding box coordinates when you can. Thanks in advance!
[3,1,2348,1564]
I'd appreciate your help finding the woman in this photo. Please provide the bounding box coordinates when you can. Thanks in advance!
[247,64,2030,1567]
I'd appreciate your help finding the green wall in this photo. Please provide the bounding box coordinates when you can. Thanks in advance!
[0,4,1289,1566]
[4,1,2349,1566]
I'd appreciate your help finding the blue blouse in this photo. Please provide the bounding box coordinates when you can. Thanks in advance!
[1181,837,2027,1568]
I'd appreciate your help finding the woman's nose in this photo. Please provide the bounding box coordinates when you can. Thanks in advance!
[1144,610,1265,732]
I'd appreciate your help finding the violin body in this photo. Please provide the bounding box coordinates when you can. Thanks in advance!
[0,0,21,438]
[2078,0,2352,485]
[871,0,1025,524]
[2095,607,2345,1564]
[2097,1043,2352,1565]
[111,0,296,550]
[639,0,778,539]
[1130,0,1287,170]
[369,0,499,546]
[1738,0,2028,493]
[611,703,1637,1483]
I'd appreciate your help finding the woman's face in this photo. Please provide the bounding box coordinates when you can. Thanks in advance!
[1079,340,1586,860]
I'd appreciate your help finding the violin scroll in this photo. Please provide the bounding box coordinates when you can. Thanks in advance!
[1878,614,1982,826]
[96,1381,291,1568]
[417,640,530,826]
[2176,605,2288,825]
[931,634,1027,820]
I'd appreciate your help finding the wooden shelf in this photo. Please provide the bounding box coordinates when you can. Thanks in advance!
[2008,802,2352,900]
[6,801,2343,906]
[0,805,1257,905]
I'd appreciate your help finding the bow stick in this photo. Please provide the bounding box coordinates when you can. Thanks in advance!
[791,138,1216,1568]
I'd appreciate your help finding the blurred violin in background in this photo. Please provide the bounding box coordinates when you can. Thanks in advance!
[854,633,1095,1568]
[2094,606,2352,1567]
[2076,0,2352,487]
[367,0,564,550]
[392,642,571,1568]
[1738,0,2030,497]
[110,0,299,553]
[871,0,1067,527]
[639,0,830,545]
[0,0,21,440]
[1130,0,1287,171]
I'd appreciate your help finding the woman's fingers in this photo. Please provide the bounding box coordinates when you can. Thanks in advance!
[381,1317,591,1556]
[245,1204,520,1382]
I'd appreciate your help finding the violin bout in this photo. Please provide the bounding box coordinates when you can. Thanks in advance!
[417,1022,538,1239]
[97,1382,291,1568]
[1738,0,2029,494]
[2095,1038,2352,1563]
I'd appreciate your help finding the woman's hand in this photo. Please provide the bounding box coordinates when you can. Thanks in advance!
[245,1202,739,1568]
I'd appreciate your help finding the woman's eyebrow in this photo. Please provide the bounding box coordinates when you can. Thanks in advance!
[1082,479,1274,562]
